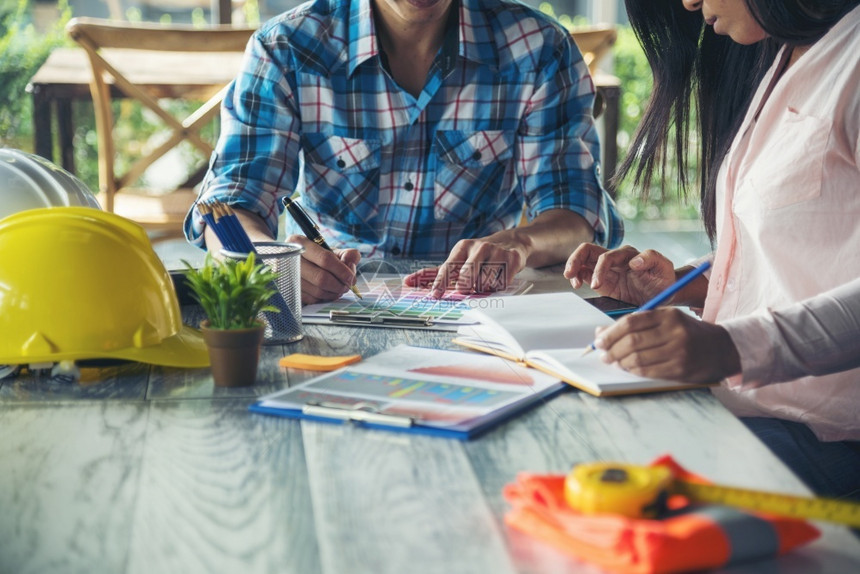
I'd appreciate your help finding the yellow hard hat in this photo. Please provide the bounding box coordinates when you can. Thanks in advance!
[0,207,209,368]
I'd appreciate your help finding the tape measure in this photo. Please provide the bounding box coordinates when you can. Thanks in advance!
[564,462,860,527]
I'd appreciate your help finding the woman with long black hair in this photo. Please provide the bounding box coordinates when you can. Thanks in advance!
[564,0,860,502]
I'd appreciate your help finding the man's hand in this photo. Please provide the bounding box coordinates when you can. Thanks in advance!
[288,235,361,304]
[404,236,527,299]
[201,205,360,304]
[592,307,742,383]
[405,209,594,299]
[564,244,677,306]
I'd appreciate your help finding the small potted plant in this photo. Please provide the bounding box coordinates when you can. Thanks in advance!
[183,253,279,387]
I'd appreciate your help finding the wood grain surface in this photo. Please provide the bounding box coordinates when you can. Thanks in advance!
[2,259,858,574]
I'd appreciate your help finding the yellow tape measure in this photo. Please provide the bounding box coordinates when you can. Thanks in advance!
[564,462,860,527]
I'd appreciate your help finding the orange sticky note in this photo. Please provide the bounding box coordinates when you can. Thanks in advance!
[279,353,362,371]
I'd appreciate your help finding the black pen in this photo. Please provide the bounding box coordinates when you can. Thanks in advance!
[282,195,363,299]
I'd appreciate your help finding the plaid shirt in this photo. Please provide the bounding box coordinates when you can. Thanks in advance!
[185,0,623,258]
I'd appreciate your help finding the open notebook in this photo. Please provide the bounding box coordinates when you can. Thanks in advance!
[453,292,709,397]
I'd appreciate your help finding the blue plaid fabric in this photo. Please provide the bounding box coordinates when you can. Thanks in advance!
[185,0,623,258]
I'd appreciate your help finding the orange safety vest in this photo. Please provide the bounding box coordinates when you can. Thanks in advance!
[503,455,820,574]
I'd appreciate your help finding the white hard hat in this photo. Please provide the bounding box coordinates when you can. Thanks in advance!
[0,148,101,220]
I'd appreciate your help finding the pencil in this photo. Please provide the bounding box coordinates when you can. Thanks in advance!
[201,201,300,330]
[581,260,712,357]
[212,202,254,254]
[199,202,231,247]
[222,204,257,254]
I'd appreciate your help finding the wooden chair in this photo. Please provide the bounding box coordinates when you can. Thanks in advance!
[65,17,255,239]
[568,24,619,120]
[570,24,618,75]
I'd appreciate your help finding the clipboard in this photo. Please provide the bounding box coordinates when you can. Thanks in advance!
[249,345,567,440]
[249,386,565,440]
[328,309,435,328]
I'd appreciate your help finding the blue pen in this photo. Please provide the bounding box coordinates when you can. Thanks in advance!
[581,260,712,356]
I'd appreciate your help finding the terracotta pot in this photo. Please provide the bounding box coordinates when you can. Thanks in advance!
[200,320,265,387]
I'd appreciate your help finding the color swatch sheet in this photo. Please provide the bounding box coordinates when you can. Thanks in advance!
[255,345,562,429]
[302,274,529,327]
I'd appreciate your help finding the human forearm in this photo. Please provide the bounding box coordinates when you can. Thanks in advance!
[404,209,593,297]
[721,278,860,386]
[486,208,595,269]
[668,265,709,308]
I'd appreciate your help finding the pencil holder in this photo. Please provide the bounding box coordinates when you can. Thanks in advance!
[222,242,304,344]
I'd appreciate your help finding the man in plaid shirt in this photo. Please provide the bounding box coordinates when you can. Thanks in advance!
[185,0,623,303]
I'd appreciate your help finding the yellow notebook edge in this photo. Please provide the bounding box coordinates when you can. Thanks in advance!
[452,337,603,397]
[452,338,713,398]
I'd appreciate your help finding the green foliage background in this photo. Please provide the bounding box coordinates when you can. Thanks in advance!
[0,0,70,149]
[538,3,698,221]
[0,0,260,191]
[611,25,699,221]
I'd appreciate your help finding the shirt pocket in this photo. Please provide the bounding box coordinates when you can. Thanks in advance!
[434,130,516,224]
[301,133,381,230]
[754,109,830,210]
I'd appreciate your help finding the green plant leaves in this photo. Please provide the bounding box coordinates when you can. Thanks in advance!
[182,252,280,330]
[0,0,71,146]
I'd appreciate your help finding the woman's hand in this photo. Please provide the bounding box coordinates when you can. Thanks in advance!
[593,307,742,383]
[563,244,676,306]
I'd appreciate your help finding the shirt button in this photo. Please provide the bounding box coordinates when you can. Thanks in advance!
[391,246,401,256]
[336,158,346,168]
[471,151,482,161]
[727,278,736,292]
[404,181,414,191]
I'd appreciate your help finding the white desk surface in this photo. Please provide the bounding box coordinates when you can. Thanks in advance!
[1,262,858,574]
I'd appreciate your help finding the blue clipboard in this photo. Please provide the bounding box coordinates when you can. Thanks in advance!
[249,382,566,440]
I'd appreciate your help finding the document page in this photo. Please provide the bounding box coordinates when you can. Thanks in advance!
[457,292,614,355]
[256,345,563,429]
[526,348,701,395]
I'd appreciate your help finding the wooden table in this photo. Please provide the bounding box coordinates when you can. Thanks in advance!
[1,264,857,574]
[27,48,620,184]
[26,47,245,174]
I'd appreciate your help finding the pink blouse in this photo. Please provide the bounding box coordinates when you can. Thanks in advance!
[703,6,860,441]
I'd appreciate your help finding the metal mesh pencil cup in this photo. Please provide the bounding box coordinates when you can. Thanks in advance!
[222,242,304,344]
